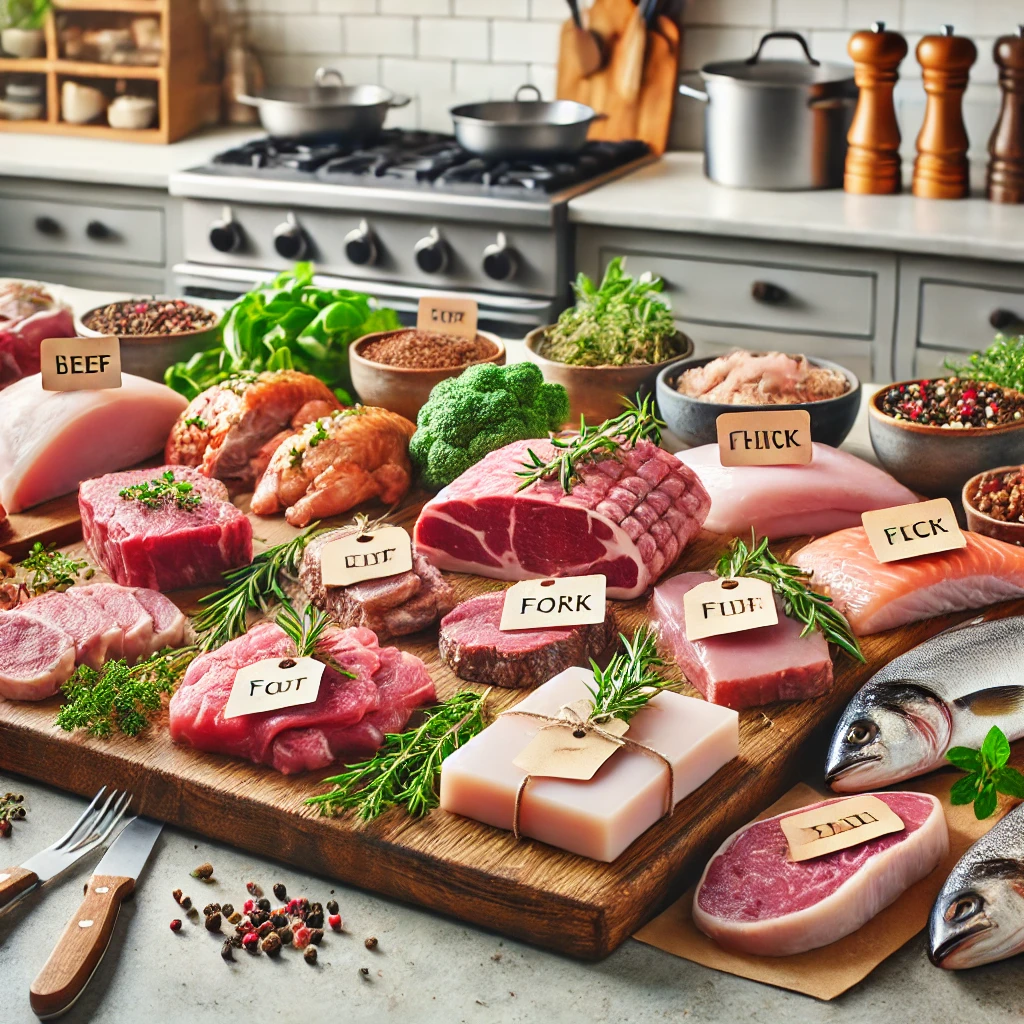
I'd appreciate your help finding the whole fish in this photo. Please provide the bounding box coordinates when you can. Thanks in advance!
[929,801,1024,969]
[824,615,1024,792]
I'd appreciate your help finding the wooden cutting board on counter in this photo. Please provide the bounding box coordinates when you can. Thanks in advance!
[1,496,84,561]
[0,494,1017,960]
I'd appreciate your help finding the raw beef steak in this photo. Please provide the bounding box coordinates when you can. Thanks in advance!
[693,792,948,956]
[415,439,711,600]
[438,591,618,689]
[0,612,76,701]
[79,466,253,591]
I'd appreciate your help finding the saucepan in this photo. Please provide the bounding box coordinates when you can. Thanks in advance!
[450,84,604,159]
[238,67,410,140]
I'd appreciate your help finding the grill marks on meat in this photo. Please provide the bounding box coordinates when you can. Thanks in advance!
[300,530,455,640]
[165,370,341,490]
[439,591,617,689]
[415,439,711,600]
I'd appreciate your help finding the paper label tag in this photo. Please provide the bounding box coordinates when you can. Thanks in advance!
[224,656,326,720]
[512,698,629,781]
[780,795,905,862]
[716,410,813,467]
[416,296,479,339]
[861,497,967,563]
[319,526,413,587]
[499,575,607,632]
[683,577,779,641]
[40,336,122,392]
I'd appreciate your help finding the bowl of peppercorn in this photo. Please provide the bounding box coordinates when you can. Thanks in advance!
[963,465,1024,546]
[869,378,1024,501]
[76,297,223,382]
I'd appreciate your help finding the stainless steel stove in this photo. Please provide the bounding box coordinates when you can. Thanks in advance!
[169,131,652,333]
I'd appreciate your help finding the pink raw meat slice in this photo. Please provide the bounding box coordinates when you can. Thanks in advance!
[79,583,154,663]
[19,589,122,669]
[0,306,74,389]
[131,588,187,650]
[693,792,948,956]
[415,439,710,600]
[650,572,833,709]
[0,612,76,700]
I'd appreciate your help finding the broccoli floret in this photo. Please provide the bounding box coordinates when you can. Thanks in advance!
[410,361,569,489]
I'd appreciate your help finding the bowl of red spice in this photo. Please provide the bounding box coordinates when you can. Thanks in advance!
[963,465,1024,546]
[350,327,505,421]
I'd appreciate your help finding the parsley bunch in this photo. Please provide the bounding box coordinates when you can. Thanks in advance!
[947,726,1024,819]
[18,541,93,595]
[119,470,202,511]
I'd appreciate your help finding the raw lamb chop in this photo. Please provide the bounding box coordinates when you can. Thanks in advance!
[415,438,710,600]
[79,465,253,591]
[438,591,618,689]
[693,792,948,956]
[0,373,187,513]
[0,613,76,701]
[19,589,122,670]
[251,406,417,527]
[165,370,341,490]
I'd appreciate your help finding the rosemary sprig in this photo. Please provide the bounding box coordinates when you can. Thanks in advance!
[276,602,332,658]
[305,690,489,820]
[18,541,94,595]
[516,394,664,493]
[715,534,865,663]
[586,626,670,723]
[119,470,202,511]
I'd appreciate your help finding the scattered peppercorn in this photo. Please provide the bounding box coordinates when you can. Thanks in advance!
[278,926,293,946]
[309,928,324,946]
[292,925,311,950]
[304,946,318,965]
[170,919,182,933]
[326,900,339,915]
[205,912,222,933]
[364,936,378,950]
[257,897,271,912]
[221,903,234,918]
[221,940,234,962]
[242,898,255,914]
[261,932,282,957]
[879,377,1024,428]
[230,934,243,949]
[328,914,342,932]
[180,896,192,911]
[191,862,214,880]
[246,882,262,898]
[306,911,324,929]
[271,913,288,929]
[273,883,287,901]
[241,931,260,954]
[172,889,183,905]
[359,967,370,977]
[82,299,218,338]
[0,793,26,837]
[0,821,10,838]
[202,903,220,917]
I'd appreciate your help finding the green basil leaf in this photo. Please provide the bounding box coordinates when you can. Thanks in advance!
[994,766,1024,798]
[946,747,983,771]
[949,773,980,805]
[982,726,1011,769]
[975,780,998,820]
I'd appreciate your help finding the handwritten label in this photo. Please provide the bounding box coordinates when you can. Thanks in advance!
[682,577,779,641]
[416,296,478,339]
[780,795,905,862]
[716,410,813,467]
[499,575,607,632]
[861,497,967,564]
[224,656,326,720]
[40,336,122,392]
[320,525,413,587]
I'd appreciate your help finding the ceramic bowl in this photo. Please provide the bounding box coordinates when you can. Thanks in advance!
[350,329,505,423]
[962,465,1024,545]
[107,94,157,130]
[869,382,1024,500]
[61,81,108,124]
[524,327,693,426]
[1,28,45,58]
[655,353,861,448]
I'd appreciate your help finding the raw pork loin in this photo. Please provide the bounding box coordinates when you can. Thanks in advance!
[168,622,435,774]
[80,466,253,591]
[415,439,710,600]
[0,614,76,701]
[693,792,948,956]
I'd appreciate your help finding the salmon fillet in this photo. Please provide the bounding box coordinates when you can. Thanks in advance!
[792,527,1024,635]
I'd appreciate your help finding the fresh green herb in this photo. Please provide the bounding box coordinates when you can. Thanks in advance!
[4,0,50,30]
[308,419,330,448]
[537,257,683,367]
[306,690,489,820]
[945,334,1024,392]
[289,446,303,469]
[18,541,93,595]
[716,534,865,662]
[183,416,208,430]
[586,627,669,723]
[119,470,202,512]
[516,394,663,493]
[948,725,1024,820]
[276,602,358,678]
[56,646,197,738]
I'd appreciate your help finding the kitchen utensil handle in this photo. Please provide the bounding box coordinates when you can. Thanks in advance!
[677,82,710,103]
[567,0,583,29]
[514,84,543,102]
[747,30,820,67]
[30,874,135,1020]
[0,865,38,913]
[990,308,1023,330]
[314,67,344,87]
[235,94,258,106]
[389,93,411,109]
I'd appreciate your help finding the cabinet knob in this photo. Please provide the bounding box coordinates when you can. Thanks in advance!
[752,280,788,305]
[344,219,377,266]
[990,307,1023,331]
[86,220,112,241]
[34,215,61,236]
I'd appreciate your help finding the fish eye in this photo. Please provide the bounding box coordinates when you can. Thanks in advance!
[846,720,877,746]
[949,895,981,923]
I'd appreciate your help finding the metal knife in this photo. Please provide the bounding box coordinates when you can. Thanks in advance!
[29,817,163,1020]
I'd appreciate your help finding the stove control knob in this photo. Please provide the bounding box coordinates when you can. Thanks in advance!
[414,227,448,275]
[209,206,243,254]
[274,213,308,261]
[345,219,377,266]
[482,232,518,282]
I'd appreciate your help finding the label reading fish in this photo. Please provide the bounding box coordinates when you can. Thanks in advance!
[320,526,413,587]
[716,410,813,467]
[862,498,967,564]
[683,576,779,640]
[224,656,326,720]
[780,795,905,862]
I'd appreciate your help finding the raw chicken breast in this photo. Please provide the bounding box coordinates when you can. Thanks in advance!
[0,613,76,701]
[677,443,919,540]
[0,373,187,512]
[792,527,1024,635]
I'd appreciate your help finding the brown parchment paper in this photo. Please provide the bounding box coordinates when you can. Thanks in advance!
[633,772,1015,1001]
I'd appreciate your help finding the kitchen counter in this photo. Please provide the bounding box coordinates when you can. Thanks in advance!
[569,152,1024,265]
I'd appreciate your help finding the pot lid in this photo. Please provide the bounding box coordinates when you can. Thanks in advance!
[702,30,854,86]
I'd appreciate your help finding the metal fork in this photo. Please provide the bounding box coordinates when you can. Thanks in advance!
[0,787,132,916]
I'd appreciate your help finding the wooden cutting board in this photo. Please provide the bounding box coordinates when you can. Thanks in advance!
[0,491,1014,959]
[1,495,84,561]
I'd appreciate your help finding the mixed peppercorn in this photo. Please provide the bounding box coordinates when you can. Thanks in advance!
[83,299,219,337]
[0,791,26,838]
[879,378,1024,428]
[968,466,1024,523]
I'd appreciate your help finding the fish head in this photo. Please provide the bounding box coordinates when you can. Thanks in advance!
[824,682,952,792]
[929,860,1024,969]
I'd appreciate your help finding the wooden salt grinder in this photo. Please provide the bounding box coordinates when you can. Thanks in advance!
[913,24,977,199]
[846,22,909,194]
[988,26,1024,203]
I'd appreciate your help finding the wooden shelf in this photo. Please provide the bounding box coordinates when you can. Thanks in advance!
[0,117,164,141]
[0,58,49,72]
[56,59,163,78]
[54,0,166,12]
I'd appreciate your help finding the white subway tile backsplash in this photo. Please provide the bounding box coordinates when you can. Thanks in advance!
[491,18,560,64]
[776,0,844,31]
[346,15,416,55]
[314,0,376,12]
[457,0,528,16]
[383,56,454,94]
[844,1,901,31]
[380,0,450,14]
[682,0,772,28]
[418,17,490,59]
[454,60,529,97]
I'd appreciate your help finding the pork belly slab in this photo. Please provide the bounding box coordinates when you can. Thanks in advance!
[650,572,833,709]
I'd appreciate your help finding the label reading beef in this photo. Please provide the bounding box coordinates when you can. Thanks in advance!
[780,795,905,862]
[40,336,122,392]
[416,296,478,339]
[224,656,326,720]
[861,497,967,563]
[682,577,779,641]
[499,575,607,632]
[320,526,413,587]
[716,410,812,467]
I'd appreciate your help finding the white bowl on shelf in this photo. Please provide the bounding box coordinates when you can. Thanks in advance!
[61,81,109,124]
[107,94,157,130]
[0,28,45,59]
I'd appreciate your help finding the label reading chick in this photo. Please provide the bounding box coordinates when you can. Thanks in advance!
[781,795,905,862]
[40,336,122,392]
[716,410,813,467]
[225,656,326,720]
[499,575,607,631]
[682,576,779,640]
[862,497,967,563]
[320,526,413,587]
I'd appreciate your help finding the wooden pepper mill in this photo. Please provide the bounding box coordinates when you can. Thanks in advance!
[987,26,1024,203]
[846,21,909,194]
[913,24,977,199]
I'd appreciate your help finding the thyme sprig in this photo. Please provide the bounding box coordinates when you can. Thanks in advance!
[119,470,202,511]
[516,394,663,493]
[586,627,669,723]
[945,334,1024,392]
[18,541,94,595]
[715,534,865,663]
[305,690,489,820]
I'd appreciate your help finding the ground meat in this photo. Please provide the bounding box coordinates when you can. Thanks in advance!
[675,351,848,406]
[968,466,1024,522]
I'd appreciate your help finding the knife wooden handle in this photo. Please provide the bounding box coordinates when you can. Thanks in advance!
[30,874,135,1020]
[0,865,39,911]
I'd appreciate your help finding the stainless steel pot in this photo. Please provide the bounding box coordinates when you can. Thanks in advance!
[238,67,410,140]
[450,84,604,159]
[678,31,857,190]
